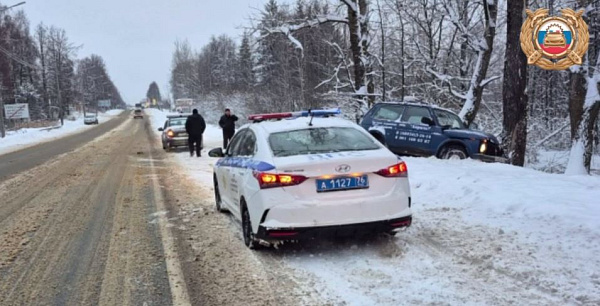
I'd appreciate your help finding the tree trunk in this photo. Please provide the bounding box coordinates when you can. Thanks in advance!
[565,80,600,174]
[501,0,529,166]
[347,0,372,109]
[459,0,498,126]
[569,73,586,140]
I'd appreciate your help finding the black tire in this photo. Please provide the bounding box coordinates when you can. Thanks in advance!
[213,175,226,213]
[441,145,468,160]
[241,201,260,249]
[371,133,386,145]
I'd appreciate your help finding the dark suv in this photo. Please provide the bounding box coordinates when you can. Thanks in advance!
[360,102,507,162]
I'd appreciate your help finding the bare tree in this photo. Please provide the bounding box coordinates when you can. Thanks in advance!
[502,0,529,166]
[565,0,600,174]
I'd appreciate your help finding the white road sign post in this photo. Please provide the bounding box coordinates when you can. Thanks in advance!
[98,100,111,108]
[4,103,30,120]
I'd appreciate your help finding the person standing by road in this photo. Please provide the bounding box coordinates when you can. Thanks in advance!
[219,108,238,149]
[185,109,206,157]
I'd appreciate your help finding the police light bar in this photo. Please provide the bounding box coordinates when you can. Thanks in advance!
[248,108,341,121]
[248,112,294,121]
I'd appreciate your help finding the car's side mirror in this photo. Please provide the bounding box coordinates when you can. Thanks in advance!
[208,148,225,158]
[158,128,164,132]
[421,117,435,126]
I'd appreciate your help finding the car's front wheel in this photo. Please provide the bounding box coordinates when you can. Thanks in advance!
[241,201,260,249]
[441,145,467,160]
[213,175,226,213]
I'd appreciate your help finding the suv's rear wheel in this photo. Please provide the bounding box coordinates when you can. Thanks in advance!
[371,132,386,145]
[441,145,467,160]
[241,201,260,249]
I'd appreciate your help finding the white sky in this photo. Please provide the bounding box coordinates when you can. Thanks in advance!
[24,0,292,104]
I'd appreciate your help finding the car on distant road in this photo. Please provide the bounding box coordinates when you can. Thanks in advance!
[158,115,189,151]
[360,102,507,162]
[133,109,143,119]
[208,109,412,249]
[83,114,99,125]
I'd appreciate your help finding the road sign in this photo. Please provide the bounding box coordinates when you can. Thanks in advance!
[98,100,111,107]
[4,103,30,120]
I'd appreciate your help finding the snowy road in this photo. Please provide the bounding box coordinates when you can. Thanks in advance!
[0,114,178,305]
[0,112,128,181]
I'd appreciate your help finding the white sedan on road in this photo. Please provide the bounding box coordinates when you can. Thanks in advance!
[208,110,412,249]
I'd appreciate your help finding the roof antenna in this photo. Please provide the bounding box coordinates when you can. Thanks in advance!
[308,109,314,127]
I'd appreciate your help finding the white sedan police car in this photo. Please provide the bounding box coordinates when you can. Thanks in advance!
[208,109,412,249]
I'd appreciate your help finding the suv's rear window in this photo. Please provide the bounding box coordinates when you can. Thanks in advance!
[269,127,380,157]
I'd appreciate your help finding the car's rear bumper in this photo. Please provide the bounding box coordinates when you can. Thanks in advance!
[256,215,412,241]
[472,154,508,163]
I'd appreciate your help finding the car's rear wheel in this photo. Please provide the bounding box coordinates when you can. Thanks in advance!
[241,201,260,249]
[213,175,226,213]
[441,145,467,160]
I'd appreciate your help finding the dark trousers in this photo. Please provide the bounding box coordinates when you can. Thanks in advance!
[223,129,234,149]
[188,135,202,157]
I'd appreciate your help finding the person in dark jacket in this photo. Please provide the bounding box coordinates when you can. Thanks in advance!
[218,108,238,149]
[185,109,206,157]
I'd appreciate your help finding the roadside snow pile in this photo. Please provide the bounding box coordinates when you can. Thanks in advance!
[0,110,123,155]
[284,157,600,305]
[407,157,600,233]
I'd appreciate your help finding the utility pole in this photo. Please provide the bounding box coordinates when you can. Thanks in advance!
[0,2,26,138]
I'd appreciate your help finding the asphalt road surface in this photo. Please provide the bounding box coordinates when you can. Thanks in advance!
[0,113,129,182]
[0,114,183,306]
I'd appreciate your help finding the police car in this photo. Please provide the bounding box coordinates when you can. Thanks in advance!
[361,102,507,162]
[208,109,412,249]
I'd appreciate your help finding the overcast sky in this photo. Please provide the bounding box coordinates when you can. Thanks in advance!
[24,0,290,104]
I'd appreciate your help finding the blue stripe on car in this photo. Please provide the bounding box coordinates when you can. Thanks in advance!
[216,157,276,171]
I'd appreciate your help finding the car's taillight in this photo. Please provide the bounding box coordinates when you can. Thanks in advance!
[253,172,307,189]
[167,130,175,138]
[376,162,408,177]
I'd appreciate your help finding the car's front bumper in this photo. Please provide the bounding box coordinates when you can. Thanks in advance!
[472,154,508,163]
[256,215,412,241]
[165,137,188,148]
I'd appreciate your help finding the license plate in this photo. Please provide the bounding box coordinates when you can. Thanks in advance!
[316,175,369,193]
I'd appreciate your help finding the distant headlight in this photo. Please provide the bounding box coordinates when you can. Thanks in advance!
[479,140,488,153]
[167,130,175,138]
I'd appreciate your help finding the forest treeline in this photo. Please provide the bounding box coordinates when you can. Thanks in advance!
[0,2,124,133]
[171,0,599,174]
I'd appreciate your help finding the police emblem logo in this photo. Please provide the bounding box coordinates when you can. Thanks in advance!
[521,8,589,70]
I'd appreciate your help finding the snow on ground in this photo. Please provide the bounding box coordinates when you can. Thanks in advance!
[530,149,600,174]
[284,158,600,305]
[0,110,123,155]
[148,109,600,305]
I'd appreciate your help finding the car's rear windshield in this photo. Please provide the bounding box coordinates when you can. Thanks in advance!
[169,118,186,126]
[268,127,380,157]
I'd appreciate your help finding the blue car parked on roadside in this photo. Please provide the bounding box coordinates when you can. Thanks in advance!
[360,102,507,162]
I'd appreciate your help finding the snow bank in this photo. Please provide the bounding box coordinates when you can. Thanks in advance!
[285,157,600,305]
[407,157,600,232]
[0,110,123,155]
